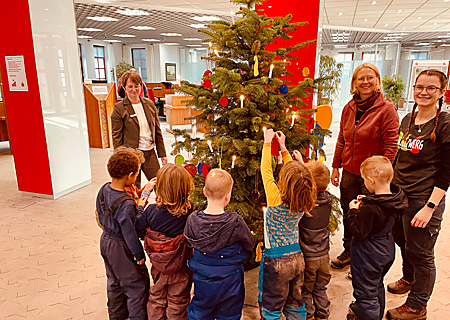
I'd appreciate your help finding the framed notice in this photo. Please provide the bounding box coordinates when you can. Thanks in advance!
[165,63,176,81]
[5,56,29,92]
[92,85,108,95]
[407,60,449,103]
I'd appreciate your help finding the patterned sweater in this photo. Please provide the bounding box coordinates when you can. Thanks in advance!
[261,143,304,257]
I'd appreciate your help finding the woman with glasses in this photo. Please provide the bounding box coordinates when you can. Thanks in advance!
[386,69,450,320]
[330,63,400,271]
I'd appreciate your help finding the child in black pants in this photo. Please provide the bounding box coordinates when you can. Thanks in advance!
[299,159,332,320]
[346,156,407,320]
[96,147,150,320]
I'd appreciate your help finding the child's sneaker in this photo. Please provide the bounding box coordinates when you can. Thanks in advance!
[387,277,412,294]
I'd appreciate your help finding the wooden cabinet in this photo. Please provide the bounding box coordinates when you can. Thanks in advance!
[164,95,194,132]
[83,83,117,148]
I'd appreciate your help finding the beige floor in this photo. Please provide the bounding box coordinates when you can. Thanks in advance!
[1,119,450,319]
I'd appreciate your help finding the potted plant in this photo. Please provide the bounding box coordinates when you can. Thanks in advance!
[316,55,343,106]
[112,61,134,84]
[382,74,405,108]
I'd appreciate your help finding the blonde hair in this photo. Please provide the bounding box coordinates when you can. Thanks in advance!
[360,156,393,184]
[278,161,317,215]
[305,161,330,192]
[155,164,192,217]
[350,63,382,95]
[204,169,233,200]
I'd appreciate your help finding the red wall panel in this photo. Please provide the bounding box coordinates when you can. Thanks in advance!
[0,0,53,194]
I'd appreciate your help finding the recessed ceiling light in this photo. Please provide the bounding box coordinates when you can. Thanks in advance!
[184,38,202,41]
[130,26,155,30]
[371,1,376,4]
[444,0,449,2]
[113,34,136,38]
[160,33,182,37]
[437,35,450,38]
[441,44,450,46]
[87,16,118,22]
[384,24,389,27]
[418,17,422,19]
[104,39,121,43]
[416,42,430,46]
[77,35,92,39]
[78,27,103,32]
[187,45,202,47]
[364,18,368,22]
[338,12,343,15]
[189,24,207,29]
[164,43,180,46]
[402,28,406,30]
[115,8,149,16]
[196,48,208,50]
[397,10,402,13]
[434,23,438,25]
[191,16,220,22]
[142,39,161,42]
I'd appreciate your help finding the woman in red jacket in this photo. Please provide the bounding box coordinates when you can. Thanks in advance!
[330,63,399,269]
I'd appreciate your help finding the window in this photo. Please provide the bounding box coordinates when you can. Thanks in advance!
[362,51,381,62]
[410,51,428,60]
[336,52,353,62]
[93,45,106,80]
[132,48,147,82]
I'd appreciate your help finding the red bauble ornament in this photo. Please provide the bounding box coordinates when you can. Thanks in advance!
[202,164,211,178]
[184,164,197,176]
[219,96,228,106]
[202,70,212,88]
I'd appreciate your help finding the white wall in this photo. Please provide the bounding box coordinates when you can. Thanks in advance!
[29,0,91,198]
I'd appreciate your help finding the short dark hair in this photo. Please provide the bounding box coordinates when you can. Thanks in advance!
[107,147,144,179]
[121,71,143,88]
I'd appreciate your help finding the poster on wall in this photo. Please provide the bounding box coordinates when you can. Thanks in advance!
[408,60,449,103]
[5,56,29,92]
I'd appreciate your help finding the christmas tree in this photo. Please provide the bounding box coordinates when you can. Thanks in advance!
[172,0,330,252]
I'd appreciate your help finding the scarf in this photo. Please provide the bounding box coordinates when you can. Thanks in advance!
[353,92,379,111]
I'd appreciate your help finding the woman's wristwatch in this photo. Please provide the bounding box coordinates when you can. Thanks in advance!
[426,201,437,211]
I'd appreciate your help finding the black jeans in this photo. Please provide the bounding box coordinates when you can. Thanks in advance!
[136,149,160,189]
[392,196,445,310]
[340,170,370,252]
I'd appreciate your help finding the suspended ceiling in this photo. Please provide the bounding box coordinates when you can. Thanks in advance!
[74,0,450,47]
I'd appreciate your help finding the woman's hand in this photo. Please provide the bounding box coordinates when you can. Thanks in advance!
[292,150,304,164]
[275,131,286,151]
[264,129,275,143]
[331,168,340,187]
[411,206,434,228]
[161,157,168,165]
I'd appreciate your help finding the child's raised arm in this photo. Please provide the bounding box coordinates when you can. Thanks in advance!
[261,129,283,206]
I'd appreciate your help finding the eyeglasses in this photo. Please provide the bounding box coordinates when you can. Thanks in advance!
[357,76,376,83]
[413,85,443,94]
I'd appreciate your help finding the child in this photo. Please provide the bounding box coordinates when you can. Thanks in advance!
[95,147,150,320]
[300,160,332,320]
[346,156,408,320]
[183,169,255,320]
[259,129,317,320]
[136,164,194,320]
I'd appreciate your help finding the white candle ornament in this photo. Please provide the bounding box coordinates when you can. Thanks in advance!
[207,140,213,152]
[240,94,244,108]
[291,114,296,127]
[214,49,220,57]
[230,10,235,23]
[263,206,267,215]
[263,126,267,134]
[269,64,274,78]
[231,155,237,168]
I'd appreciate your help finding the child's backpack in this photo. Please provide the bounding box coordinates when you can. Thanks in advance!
[95,183,132,230]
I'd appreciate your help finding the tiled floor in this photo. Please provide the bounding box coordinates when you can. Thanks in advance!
[1,118,450,319]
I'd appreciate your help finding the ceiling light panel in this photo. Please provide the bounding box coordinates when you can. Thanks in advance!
[115,8,149,16]
[114,34,136,38]
[160,33,182,36]
[86,16,118,22]
[78,27,103,32]
[130,26,155,30]
[142,39,161,42]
